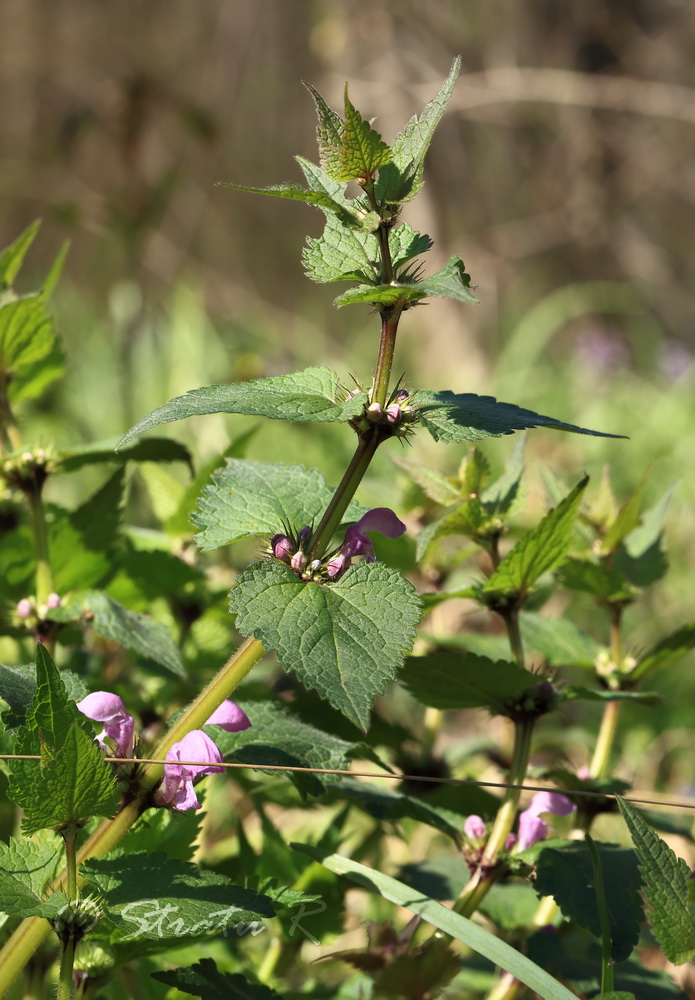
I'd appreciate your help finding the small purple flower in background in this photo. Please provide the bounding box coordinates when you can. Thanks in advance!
[463,815,487,840]
[155,731,225,812]
[515,791,575,851]
[46,592,61,609]
[76,692,135,757]
[326,508,407,580]
[205,699,251,733]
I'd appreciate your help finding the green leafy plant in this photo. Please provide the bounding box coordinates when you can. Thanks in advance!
[0,60,692,1000]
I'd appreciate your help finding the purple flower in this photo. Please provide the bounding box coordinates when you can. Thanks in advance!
[271,534,293,561]
[342,508,406,561]
[516,812,549,851]
[205,700,251,733]
[464,815,487,839]
[515,791,575,851]
[155,731,224,811]
[76,692,134,757]
[16,598,33,620]
[46,592,61,609]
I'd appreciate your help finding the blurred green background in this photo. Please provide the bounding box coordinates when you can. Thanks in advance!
[2,0,693,638]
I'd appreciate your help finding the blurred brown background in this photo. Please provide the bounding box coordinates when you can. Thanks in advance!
[2,1,694,500]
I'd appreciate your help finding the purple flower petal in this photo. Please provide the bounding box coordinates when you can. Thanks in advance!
[157,730,225,812]
[463,815,486,839]
[206,700,251,733]
[343,508,406,559]
[526,791,575,818]
[516,812,548,851]
[77,691,134,756]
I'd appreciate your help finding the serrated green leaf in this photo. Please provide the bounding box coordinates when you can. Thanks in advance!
[20,721,119,834]
[633,623,695,681]
[484,478,588,597]
[482,434,526,515]
[424,499,488,546]
[192,458,366,551]
[0,221,40,287]
[617,797,695,965]
[389,222,433,271]
[217,180,358,228]
[66,590,184,676]
[600,471,650,554]
[334,282,424,309]
[0,292,64,403]
[56,436,192,474]
[166,430,256,536]
[303,212,377,284]
[153,959,283,1000]
[229,560,422,729]
[614,484,676,588]
[304,82,344,178]
[416,390,624,443]
[82,853,275,945]
[9,646,118,832]
[295,848,578,1000]
[0,836,63,917]
[376,57,461,203]
[416,255,478,303]
[213,700,385,797]
[118,367,367,449]
[0,663,89,730]
[330,85,391,183]
[400,652,536,715]
[519,612,600,667]
[558,557,633,603]
[534,840,643,961]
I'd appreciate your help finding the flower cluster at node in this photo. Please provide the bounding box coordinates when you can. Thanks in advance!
[76,694,251,811]
[464,790,575,855]
[269,508,407,582]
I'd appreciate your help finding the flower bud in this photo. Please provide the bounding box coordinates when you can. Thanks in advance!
[297,525,312,545]
[16,598,33,619]
[271,534,293,561]
[46,592,61,609]
[367,402,383,422]
[463,815,486,840]
[386,403,402,424]
[291,550,307,571]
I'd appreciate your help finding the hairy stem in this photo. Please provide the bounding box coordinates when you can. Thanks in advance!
[0,636,265,993]
[26,485,53,607]
[372,307,403,408]
[310,430,380,558]
[56,936,76,1000]
[0,377,22,454]
[456,718,535,917]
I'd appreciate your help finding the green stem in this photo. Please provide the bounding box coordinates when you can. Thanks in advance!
[502,607,524,667]
[0,635,266,994]
[456,718,535,917]
[56,936,75,1000]
[26,485,53,606]
[63,826,78,905]
[0,378,22,454]
[589,699,622,780]
[310,430,380,558]
[586,833,614,993]
[372,307,403,408]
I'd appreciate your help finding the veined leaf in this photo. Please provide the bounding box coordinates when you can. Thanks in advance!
[400,651,537,716]
[304,82,344,178]
[0,836,64,918]
[334,282,424,309]
[117,367,368,448]
[217,180,358,228]
[389,221,433,272]
[484,478,588,597]
[153,960,283,1000]
[416,390,625,443]
[617,797,695,965]
[376,57,462,203]
[303,212,377,284]
[393,456,461,505]
[0,221,40,287]
[415,255,477,303]
[519,612,600,667]
[294,848,579,1000]
[56,436,192,473]
[192,459,367,551]
[327,85,392,183]
[632,623,695,681]
[229,560,422,729]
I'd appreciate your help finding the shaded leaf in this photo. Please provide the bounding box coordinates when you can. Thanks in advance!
[153,959,283,1000]
[633,623,695,681]
[0,836,63,917]
[400,651,537,716]
[56,436,192,474]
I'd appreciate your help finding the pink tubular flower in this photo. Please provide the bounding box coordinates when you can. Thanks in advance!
[205,700,251,733]
[515,791,576,851]
[464,815,487,840]
[342,508,407,561]
[155,730,224,812]
[76,692,135,757]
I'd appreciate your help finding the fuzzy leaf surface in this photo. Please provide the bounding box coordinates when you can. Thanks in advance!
[153,960,283,1000]
[118,367,367,448]
[0,836,63,917]
[303,212,377,284]
[332,86,392,182]
[416,391,624,443]
[400,652,537,715]
[415,255,477,303]
[192,459,367,551]
[212,700,387,797]
[229,560,422,729]
[534,841,643,961]
[82,853,274,944]
[617,797,695,965]
[217,181,358,227]
[484,478,588,597]
[376,57,461,203]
